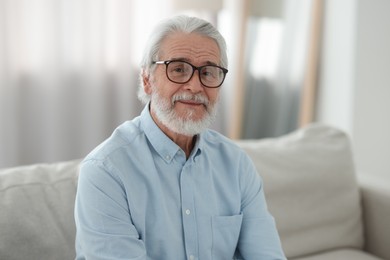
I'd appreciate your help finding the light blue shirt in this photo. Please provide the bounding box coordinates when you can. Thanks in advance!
[75,105,286,260]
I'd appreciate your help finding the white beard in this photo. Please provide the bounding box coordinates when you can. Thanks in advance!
[150,90,218,136]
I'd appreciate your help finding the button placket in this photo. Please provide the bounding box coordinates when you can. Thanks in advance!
[180,163,198,260]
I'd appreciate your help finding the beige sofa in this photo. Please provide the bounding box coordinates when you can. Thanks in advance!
[0,124,389,260]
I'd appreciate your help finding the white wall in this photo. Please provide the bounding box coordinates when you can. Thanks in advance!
[316,0,356,134]
[353,0,390,179]
[317,0,390,180]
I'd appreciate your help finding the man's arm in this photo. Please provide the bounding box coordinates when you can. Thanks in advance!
[236,154,286,260]
[75,159,146,260]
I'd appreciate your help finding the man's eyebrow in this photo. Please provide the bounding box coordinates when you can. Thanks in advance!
[170,57,219,66]
[205,61,218,66]
[171,57,190,62]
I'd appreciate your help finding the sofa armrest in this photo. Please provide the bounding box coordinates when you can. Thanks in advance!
[359,176,390,260]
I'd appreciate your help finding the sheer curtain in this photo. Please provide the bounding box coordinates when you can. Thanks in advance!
[0,0,178,168]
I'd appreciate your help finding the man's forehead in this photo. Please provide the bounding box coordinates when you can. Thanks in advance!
[159,33,220,63]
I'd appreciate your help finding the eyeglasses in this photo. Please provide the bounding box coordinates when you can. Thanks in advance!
[152,60,228,88]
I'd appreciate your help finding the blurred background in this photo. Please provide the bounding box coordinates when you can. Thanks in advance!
[0,0,389,183]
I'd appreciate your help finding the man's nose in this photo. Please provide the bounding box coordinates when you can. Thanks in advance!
[184,70,204,92]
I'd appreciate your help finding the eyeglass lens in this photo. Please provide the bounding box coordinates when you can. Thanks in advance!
[167,61,225,87]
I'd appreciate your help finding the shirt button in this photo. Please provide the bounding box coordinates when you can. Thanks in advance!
[165,155,171,160]
[185,209,191,215]
[189,255,195,260]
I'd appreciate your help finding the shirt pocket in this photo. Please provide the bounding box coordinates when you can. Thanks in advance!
[211,213,243,260]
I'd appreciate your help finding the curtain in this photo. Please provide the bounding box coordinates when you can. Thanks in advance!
[0,0,178,168]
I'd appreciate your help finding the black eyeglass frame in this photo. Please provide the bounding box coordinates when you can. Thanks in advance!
[152,60,228,88]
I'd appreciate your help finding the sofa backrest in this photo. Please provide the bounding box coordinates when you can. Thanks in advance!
[0,159,80,260]
[236,124,364,259]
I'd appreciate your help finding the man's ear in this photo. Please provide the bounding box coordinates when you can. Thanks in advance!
[142,71,152,95]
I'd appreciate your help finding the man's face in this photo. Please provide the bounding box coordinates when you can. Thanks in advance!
[144,32,222,136]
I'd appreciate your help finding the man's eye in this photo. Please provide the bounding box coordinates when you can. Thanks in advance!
[202,68,217,78]
[173,67,185,73]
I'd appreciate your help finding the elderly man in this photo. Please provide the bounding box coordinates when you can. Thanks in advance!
[75,15,286,260]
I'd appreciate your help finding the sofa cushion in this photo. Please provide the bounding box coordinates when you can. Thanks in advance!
[292,249,382,260]
[0,159,80,260]
[236,124,364,259]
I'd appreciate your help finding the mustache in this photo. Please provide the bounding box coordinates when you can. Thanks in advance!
[171,93,209,106]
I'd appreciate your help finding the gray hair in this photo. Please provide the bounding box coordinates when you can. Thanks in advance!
[138,15,228,104]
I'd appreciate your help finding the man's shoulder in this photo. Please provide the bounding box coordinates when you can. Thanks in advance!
[202,129,256,174]
[202,129,243,153]
[84,119,143,162]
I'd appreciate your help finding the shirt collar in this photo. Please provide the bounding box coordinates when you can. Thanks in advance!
[140,103,203,163]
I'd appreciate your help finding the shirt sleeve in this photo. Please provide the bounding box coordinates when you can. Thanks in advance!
[74,159,146,260]
[236,153,287,260]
